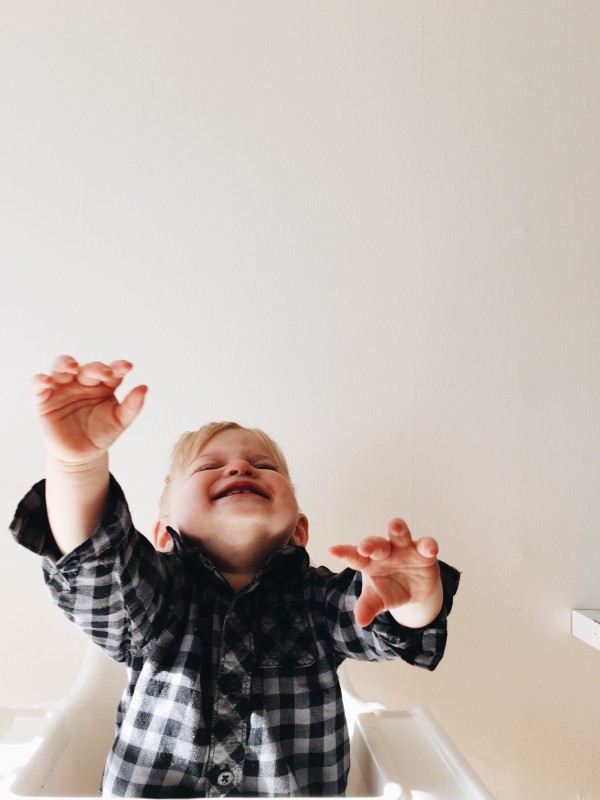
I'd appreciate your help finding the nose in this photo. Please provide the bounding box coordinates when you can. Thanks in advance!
[226,460,255,477]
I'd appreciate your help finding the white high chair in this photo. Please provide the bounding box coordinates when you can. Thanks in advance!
[0,643,492,799]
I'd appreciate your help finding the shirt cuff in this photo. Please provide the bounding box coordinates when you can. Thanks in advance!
[372,560,461,636]
[10,475,128,563]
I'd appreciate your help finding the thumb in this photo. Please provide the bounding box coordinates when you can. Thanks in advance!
[115,385,148,430]
[354,585,385,628]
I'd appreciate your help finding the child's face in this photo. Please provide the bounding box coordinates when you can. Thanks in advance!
[155,428,308,576]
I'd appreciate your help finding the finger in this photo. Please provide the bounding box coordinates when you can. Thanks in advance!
[114,385,148,430]
[388,518,413,546]
[76,361,118,387]
[415,536,439,560]
[100,359,134,390]
[32,373,53,394]
[357,537,392,561]
[51,354,79,384]
[108,359,134,378]
[51,354,79,373]
[354,585,385,628]
[31,373,54,404]
[329,545,371,571]
[79,359,134,390]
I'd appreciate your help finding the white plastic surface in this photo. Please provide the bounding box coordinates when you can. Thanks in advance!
[0,644,492,799]
[349,710,493,799]
[572,609,600,651]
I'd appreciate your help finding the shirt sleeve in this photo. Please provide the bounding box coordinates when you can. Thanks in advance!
[309,561,460,671]
[9,476,180,663]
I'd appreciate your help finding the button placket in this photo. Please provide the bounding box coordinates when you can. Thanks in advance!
[206,601,253,794]
[221,674,242,696]
[216,769,234,788]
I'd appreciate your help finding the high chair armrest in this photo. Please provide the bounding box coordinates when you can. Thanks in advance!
[350,707,493,800]
[0,704,65,795]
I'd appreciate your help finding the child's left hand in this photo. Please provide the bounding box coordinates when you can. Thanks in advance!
[329,519,444,628]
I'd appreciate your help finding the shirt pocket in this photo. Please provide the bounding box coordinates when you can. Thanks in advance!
[254,592,318,668]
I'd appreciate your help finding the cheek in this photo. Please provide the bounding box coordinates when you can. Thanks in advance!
[274,483,299,512]
[170,479,210,514]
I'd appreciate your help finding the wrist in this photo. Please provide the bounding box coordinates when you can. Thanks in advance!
[47,451,109,473]
[45,452,110,555]
[388,585,444,629]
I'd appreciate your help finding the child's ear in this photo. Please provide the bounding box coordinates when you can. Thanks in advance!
[153,519,174,553]
[289,514,309,548]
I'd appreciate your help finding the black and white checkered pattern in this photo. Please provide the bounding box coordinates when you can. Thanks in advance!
[10,477,459,798]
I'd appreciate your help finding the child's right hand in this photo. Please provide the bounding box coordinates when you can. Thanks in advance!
[32,355,147,465]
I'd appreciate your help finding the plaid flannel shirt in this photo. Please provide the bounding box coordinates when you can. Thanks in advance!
[10,476,459,798]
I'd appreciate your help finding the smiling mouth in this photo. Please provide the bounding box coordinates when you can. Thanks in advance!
[213,482,269,501]
[219,489,265,499]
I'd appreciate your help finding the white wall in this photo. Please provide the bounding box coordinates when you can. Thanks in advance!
[1,3,599,798]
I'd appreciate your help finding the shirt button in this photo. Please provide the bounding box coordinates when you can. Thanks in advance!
[216,769,234,788]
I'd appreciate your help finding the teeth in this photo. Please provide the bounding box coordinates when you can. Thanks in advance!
[216,486,265,500]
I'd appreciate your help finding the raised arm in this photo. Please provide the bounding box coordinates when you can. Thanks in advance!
[32,355,147,555]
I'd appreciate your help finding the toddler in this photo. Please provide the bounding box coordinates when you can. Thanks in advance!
[11,356,460,798]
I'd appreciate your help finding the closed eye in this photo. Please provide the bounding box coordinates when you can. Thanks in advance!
[192,462,278,473]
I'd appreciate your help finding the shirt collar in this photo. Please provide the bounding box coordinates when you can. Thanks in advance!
[165,526,309,586]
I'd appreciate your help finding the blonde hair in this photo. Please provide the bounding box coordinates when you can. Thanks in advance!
[158,421,293,518]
